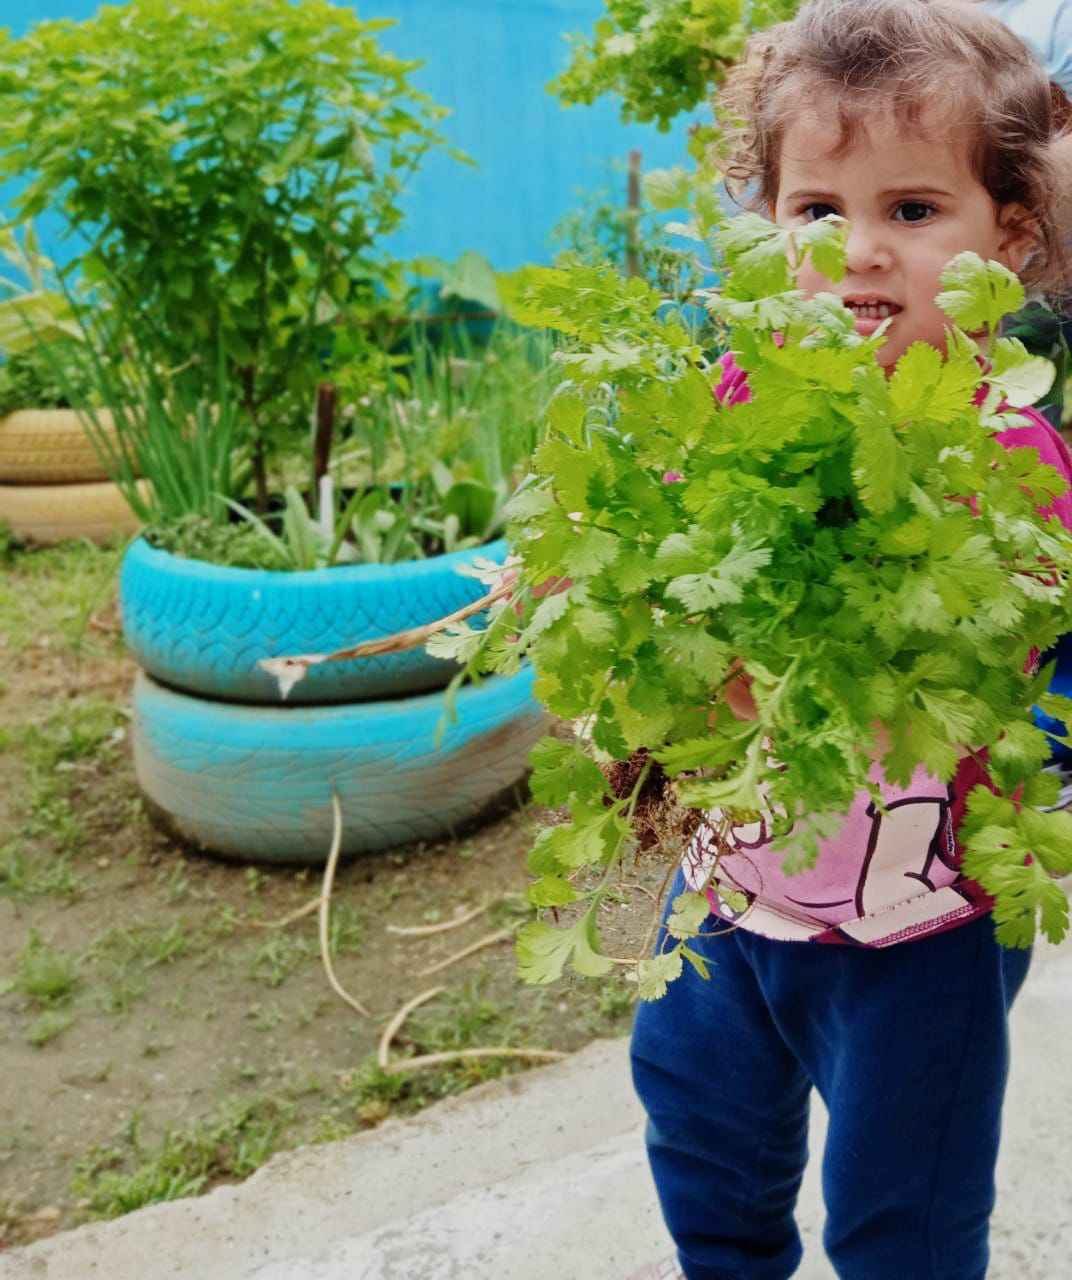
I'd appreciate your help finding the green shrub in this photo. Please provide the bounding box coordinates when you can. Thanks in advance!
[0,0,456,497]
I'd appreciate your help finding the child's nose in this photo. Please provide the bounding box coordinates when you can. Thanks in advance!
[844,222,894,272]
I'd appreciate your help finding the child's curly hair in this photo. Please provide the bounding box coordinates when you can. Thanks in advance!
[717,0,1071,294]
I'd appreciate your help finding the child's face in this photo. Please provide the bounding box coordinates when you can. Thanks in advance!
[772,106,1033,369]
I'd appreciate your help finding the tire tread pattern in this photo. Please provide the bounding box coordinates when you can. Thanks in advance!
[120,537,508,704]
[0,409,118,484]
[0,478,141,544]
[132,667,548,862]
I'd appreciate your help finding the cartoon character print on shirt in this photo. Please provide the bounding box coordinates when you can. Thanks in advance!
[687,772,966,935]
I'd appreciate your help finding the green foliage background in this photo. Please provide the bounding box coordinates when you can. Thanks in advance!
[0,0,453,416]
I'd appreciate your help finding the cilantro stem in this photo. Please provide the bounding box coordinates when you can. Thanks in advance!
[588,755,654,924]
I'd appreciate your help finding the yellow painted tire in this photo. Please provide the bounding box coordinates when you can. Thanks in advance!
[0,409,120,484]
[0,479,144,545]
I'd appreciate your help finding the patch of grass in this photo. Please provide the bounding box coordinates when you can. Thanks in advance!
[13,930,80,1005]
[23,786,82,856]
[0,539,125,655]
[26,1008,74,1047]
[159,863,192,903]
[245,933,315,989]
[22,697,127,774]
[13,697,129,860]
[244,908,362,989]
[88,921,190,971]
[326,975,537,1133]
[584,973,637,1032]
[486,891,535,931]
[408,975,522,1054]
[325,903,363,955]
[0,518,21,566]
[0,842,84,901]
[245,1002,285,1033]
[84,921,193,1016]
[70,1096,296,1220]
[94,972,149,1017]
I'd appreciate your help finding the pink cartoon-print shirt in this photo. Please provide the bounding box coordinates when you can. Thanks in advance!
[682,352,1072,948]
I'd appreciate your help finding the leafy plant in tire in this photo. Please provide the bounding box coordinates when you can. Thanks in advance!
[0,0,454,505]
[426,193,1072,997]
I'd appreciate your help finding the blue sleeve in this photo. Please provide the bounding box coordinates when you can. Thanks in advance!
[981,0,1072,95]
[1047,1,1072,94]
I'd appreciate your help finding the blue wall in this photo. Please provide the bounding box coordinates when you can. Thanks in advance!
[0,0,698,270]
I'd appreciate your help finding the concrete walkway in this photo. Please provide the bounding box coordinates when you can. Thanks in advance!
[3,937,1070,1280]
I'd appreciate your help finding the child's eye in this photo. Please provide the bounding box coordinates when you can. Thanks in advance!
[801,202,839,221]
[893,201,936,223]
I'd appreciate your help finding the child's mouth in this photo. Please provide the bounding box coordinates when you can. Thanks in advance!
[844,299,902,336]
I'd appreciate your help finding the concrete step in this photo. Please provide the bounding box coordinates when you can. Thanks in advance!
[4,938,1070,1280]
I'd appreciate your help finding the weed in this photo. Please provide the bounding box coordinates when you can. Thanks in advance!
[338,1058,410,1112]
[594,976,637,1025]
[0,843,83,900]
[309,1113,352,1144]
[161,864,191,904]
[282,1072,324,1100]
[245,1002,285,1033]
[14,930,79,1004]
[409,975,518,1053]
[295,997,332,1029]
[22,699,126,771]
[325,904,363,956]
[89,920,189,971]
[26,1009,74,1047]
[208,905,243,941]
[335,976,530,1128]
[70,1097,296,1220]
[0,540,125,655]
[94,972,149,1017]
[245,933,313,989]
[24,788,81,856]
[0,519,20,566]
[14,698,128,859]
[486,892,533,931]
[141,1039,175,1059]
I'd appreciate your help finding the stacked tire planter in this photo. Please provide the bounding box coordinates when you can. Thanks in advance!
[0,409,141,543]
[120,536,551,864]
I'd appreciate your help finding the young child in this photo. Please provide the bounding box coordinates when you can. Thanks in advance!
[628,2,1072,1278]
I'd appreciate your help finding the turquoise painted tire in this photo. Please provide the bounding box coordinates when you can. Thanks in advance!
[119,536,507,704]
[132,666,548,863]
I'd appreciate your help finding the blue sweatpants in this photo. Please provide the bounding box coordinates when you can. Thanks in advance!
[630,871,1032,1280]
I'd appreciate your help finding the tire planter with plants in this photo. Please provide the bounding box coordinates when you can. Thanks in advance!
[132,664,549,863]
[0,477,143,544]
[120,536,510,704]
[0,408,123,484]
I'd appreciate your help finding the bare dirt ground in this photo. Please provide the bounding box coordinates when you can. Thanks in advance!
[0,540,673,1252]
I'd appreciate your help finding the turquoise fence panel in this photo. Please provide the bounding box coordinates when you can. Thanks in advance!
[0,0,698,271]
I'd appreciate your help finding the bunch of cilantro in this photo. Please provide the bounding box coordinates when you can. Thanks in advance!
[431,198,1072,1001]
